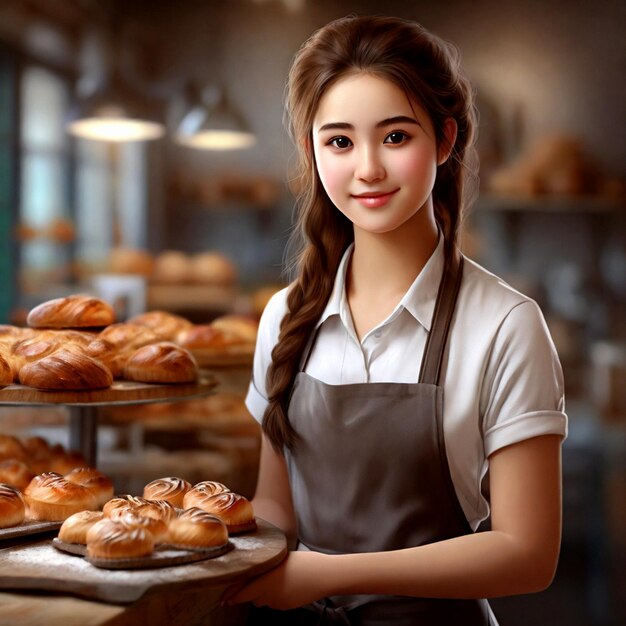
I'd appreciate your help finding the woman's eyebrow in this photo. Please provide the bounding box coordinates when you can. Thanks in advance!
[317,115,420,133]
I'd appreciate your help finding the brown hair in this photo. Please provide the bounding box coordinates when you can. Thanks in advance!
[263,15,478,451]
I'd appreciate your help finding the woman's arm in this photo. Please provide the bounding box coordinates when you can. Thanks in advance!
[224,433,562,609]
[251,433,297,545]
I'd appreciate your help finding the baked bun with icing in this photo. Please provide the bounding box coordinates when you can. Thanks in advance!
[182,480,230,510]
[86,517,154,560]
[23,472,97,521]
[113,509,168,543]
[0,459,35,491]
[184,490,255,532]
[167,507,228,549]
[0,483,26,528]
[142,476,192,508]
[64,467,114,508]
[123,342,198,384]
[58,510,104,544]
[27,295,115,329]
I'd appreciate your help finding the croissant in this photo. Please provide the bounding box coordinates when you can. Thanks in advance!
[27,295,115,329]
[19,348,113,390]
[123,342,198,384]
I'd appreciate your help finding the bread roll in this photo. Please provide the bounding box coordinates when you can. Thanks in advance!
[24,472,97,521]
[65,467,114,508]
[0,483,26,528]
[49,449,88,475]
[108,247,154,277]
[189,252,236,285]
[0,459,35,491]
[128,311,193,342]
[123,342,198,384]
[142,476,192,508]
[152,250,192,283]
[58,510,104,544]
[0,434,27,462]
[167,507,228,549]
[176,325,251,355]
[27,295,115,329]
[210,315,258,344]
[102,495,151,517]
[183,481,230,511]
[188,492,255,532]
[19,349,113,390]
[113,509,168,543]
[86,518,154,560]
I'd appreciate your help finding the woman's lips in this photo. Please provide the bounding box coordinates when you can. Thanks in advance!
[351,189,399,208]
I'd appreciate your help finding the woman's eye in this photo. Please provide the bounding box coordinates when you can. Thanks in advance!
[329,136,352,149]
[384,132,408,145]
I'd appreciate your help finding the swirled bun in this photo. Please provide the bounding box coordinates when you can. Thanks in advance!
[142,476,192,508]
[0,483,26,528]
[103,495,177,525]
[86,517,154,560]
[58,510,104,544]
[27,295,115,329]
[123,342,198,384]
[167,507,228,549]
[182,480,230,510]
[65,467,114,508]
[113,509,168,543]
[19,349,113,390]
[185,491,254,532]
[102,495,151,517]
[0,459,35,491]
[23,472,97,521]
[128,311,193,342]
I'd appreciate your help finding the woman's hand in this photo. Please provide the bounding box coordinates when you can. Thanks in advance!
[221,551,330,610]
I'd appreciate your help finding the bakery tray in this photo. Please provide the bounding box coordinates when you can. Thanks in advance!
[0,520,62,541]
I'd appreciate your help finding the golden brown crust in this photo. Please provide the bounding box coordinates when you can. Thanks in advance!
[0,434,27,462]
[188,252,237,285]
[0,459,35,491]
[64,467,114,508]
[10,337,62,381]
[210,315,258,344]
[102,495,151,517]
[19,349,114,390]
[176,325,250,353]
[167,507,228,548]
[0,351,12,386]
[189,492,254,529]
[58,510,104,544]
[123,342,198,384]
[86,518,154,559]
[113,509,168,543]
[128,311,193,342]
[24,472,97,521]
[142,476,192,508]
[27,295,115,329]
[0,483,26,528]
[182,481,230,511]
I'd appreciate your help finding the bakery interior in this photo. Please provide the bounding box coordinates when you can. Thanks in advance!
[0,0,624,624]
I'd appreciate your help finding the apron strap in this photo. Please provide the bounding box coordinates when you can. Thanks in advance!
[419,245,464,386]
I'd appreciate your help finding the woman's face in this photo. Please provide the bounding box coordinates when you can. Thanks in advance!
[312,73,445,236]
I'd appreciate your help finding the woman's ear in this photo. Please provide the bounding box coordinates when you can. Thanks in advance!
[437,118,458,166]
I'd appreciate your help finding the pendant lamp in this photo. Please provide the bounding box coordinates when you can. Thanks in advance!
[175,86,256,150]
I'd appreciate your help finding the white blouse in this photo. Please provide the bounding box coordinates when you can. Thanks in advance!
[246,236,568,529]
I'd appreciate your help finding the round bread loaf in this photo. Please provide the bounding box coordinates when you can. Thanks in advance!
[189,252,236,285]
[143,476,192,508]
[210,315,258,344]
[152,250,192,284]
[123,342,198,384]
[65,467,114,508]
[0,483,26,528]
[58,510,104,544]
[188,491,255,532]
[176,325,251,355]
[27,295,115,329]
[128,311,193,342]
[19,349,113,391]
[0,459,35,491]
[24,472,97,521]
[114,509,168,543]
[167,507,228,549]
[86,517,154,560]
[102,495,151,517]
[182,480,230,510]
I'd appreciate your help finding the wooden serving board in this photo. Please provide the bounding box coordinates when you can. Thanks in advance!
[0,520,62,541]
[0,518,286,604]
[0,374,218,406]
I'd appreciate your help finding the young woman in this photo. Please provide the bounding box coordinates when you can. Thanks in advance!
[223,15,567,626]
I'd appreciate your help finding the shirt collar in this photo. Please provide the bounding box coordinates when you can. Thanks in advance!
[315,234,446,333]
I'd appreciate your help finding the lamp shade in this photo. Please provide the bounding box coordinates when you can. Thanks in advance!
[175,89,255,150]
[66,72,165,142]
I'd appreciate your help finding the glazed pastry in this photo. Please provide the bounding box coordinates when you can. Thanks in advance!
[142,476,192,508]
[10,336,62,381]
[0,325,36,346]
[128,311,193,342]
[184,491,255,533]
[0,483,26,528]
[167,507,228,549]
[182,480,230,510]
[86,518,154,560]
[49,449,88,475]
[65,467,114,508]
[0,459,35,491]
[19,349,113,390]
[58,510,104,544]
[176,325,252,355]
[113,509,168,543]
[102,495,151,517]
[27,295,115,329]
[123,342,198,384]
[0,434,27,462]
[23,472,97,521]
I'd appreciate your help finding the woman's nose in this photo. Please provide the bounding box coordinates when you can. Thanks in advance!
[354,146,385,182]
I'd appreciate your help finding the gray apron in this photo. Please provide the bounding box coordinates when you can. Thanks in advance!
[284,247,493,625]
